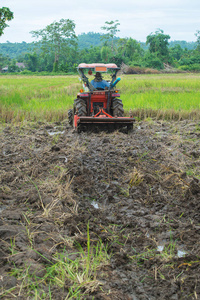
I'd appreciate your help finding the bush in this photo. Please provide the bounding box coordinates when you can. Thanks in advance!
[20,70,34,75]
[143,51,164,70]
[121,63,160,74]
[178,64,200,71]
[144,58,164,70]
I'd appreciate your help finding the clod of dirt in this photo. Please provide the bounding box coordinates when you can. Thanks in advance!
[51,145,61,151]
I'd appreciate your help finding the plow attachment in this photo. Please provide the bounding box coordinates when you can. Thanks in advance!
[74,109,135,133]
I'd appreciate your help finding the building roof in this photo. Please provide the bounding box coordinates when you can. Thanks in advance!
[16,62,26,68]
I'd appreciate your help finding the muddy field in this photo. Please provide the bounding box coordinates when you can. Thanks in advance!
[0,119,200,299]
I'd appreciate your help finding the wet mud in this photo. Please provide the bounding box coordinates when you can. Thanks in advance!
[0,119,200,299]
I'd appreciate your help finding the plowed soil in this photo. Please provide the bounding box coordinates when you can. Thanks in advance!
[0,119,200,299]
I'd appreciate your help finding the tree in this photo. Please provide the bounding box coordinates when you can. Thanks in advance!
[0,53,10,69]
[125,38,144,61]
[146,29,170,62]
[117,38,128,57]
[0,7,14,36]
[169,44,184,61]
[31,19,77,72]
[101,45,111,62]
[101,20,120,52]
[195,30,200,51]
[24,53,39,72]
[8,59,20,73]
[143,52,163,70]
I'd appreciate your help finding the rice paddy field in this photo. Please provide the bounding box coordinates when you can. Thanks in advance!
[0,73,200,123]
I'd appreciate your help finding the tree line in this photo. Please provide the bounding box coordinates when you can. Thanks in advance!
[0,15,200,73]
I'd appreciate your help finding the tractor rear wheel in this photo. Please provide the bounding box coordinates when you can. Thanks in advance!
[74,98,87,116]
[112,98,124,117]
[68,99,87,127]
[68,109,73,126]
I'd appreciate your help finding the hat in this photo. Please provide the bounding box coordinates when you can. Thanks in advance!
[94,72,103,82]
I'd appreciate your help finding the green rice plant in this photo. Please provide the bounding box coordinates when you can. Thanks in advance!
[99,224,129,247]
[9,237,18,256]
[130,247,157,266]
[119,74,200,119]
[23,217,34,248]
[0,76,78,123]
[130,232,177,267]
[2,225,110,299]
[53,237,109,296]
[27,176,45,211]
[1,73,200,123]
[123,90,200,113]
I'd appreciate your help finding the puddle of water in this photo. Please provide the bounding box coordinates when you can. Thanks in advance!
[0,206,7,213]
[157,245,164,252]
[157,244,187,257]
[48,131,65,136]
[177,250,187,257]
[58,155,68,162]
[155,132,168,138]
[91,201,99,209]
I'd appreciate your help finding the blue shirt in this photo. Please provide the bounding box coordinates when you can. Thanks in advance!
[91,80,110,89]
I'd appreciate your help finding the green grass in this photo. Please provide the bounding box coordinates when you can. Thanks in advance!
[120,74,200,119]
[2,224,110,299]
[0,75,78,122]
[0,73,200,123]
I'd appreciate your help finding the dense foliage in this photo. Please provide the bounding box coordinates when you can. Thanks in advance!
[0,7,14,37]
[0,18,199,73]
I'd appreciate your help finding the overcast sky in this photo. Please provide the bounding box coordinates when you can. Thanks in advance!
[0,0,200,43]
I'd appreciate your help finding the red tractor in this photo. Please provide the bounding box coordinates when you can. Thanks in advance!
[68,63,134,132]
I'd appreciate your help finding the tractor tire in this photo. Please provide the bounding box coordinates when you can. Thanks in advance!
[74,98,87,116]
[68,109,73,126]
[112,98,124,117]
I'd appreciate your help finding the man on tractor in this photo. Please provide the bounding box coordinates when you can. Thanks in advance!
[90,72,110,90]
[68,63,135,132]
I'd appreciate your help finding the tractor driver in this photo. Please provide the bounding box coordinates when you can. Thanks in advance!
[90,72,110,90]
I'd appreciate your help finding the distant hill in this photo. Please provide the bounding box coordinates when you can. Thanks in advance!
[0,41,34,59]
[78,32,104,49]
[168,40,196,50]
[135,41,196,51]
[77,32,197,51]
[0,33,197,59]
